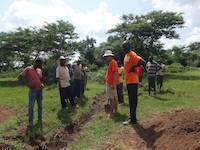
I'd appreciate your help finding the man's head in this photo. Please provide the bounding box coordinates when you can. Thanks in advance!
[117,61,122,67]
[77,60,81,66]
[122,41,132,54]
[103,50,114,63]
[158,59,161,64]
[149,56,153,63]
[59,56,66,66]
[33,58,43,69]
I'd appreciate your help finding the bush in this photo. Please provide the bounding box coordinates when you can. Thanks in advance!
[166,63,185,73]
[88,64,98,71]
[88,67,105,83]
[0,70,21,78]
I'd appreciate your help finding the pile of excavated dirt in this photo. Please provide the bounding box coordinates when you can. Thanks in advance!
[146,109,200,150]
[99,109,200,150]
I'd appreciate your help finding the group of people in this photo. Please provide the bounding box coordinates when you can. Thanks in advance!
[18,40,165,129]
[56,56,88,109]
[18,56,88,128]
[104,41,165,125]
[146,56,165,95]
[104,41,145,124]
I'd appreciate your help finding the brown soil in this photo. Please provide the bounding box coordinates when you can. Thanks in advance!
[0,142,15,150]
[33,92,106,150]
[0,107,16,123]
[100,109,200,150]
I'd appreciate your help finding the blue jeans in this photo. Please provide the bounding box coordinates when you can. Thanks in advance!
[28,90,43,125]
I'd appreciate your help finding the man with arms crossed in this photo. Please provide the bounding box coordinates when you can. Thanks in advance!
[56,56,76,109]
[122,41,145,125]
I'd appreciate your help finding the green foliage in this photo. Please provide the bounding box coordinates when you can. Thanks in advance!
[167,44,200,67]
[108,11,184,60]
[0,20,78,72]
[88,67,106,83]
[0,70,21,78]
[166,63,185,73]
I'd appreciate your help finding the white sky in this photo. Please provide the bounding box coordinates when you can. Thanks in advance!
[0,0,200,49]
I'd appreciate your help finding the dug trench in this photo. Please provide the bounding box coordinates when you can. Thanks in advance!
[0,107,26,149]
[33,92,106,150]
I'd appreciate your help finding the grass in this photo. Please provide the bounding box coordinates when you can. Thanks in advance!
[0,77,104,149]
[69,70,200,150]
[1,70,200,149]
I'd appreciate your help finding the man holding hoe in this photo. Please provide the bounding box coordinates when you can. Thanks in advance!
[104,50,120,118]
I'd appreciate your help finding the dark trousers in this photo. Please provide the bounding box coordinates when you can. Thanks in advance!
[127,84,138,122]
[117,83,124,104]
[59,86,75,108]
[157,75,164,90]
[73,79,82,98]
[148,76,156,95]
[80,80,85,94]
[139,75,143,83]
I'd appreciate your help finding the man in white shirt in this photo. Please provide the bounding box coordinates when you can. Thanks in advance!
[157,60,165,92]
[56,56,75,109]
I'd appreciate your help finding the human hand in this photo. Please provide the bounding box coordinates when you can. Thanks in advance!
[110,85,116,90]
[41,83,45,89]
[130,67,136,73]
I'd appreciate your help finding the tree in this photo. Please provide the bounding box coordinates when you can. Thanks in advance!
[38,20,78,60]
[77,36,96,65]
[0,20,79,72]
[188,42,200,51]
[108,11,185,60]
[0,27,37,70]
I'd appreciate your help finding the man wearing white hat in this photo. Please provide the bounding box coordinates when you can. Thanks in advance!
[103,50,120,118]
[56,56,75,109]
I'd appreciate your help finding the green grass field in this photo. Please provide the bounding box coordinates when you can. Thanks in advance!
[0,78,104,149]
[70,70,200,150]
[0,69,200,149]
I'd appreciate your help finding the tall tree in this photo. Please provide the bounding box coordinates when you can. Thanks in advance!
[77,36,96,65]
[108,11,185,60]
[39,20,78,59]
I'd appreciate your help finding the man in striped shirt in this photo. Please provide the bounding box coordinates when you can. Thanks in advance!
[146,56,158,96]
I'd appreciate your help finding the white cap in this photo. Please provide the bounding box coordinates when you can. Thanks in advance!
[60,56,66,60]
[103,50,114,57]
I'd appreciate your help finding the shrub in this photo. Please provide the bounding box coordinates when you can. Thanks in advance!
[88,67,106,83]
[166,63,185,73]
[0,70,21,78]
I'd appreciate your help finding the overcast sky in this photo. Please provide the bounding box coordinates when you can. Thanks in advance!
[0,0,200,49]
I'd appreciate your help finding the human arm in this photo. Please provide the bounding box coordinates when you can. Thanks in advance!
[17,68,27,84]
[130,58,146,73]
[56,67,61,88]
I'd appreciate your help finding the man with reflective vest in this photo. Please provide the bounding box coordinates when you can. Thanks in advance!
[122,41,145,125]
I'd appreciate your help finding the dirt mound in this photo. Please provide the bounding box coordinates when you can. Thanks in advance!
[146,109,200,150]
[0,107,16,123]
[100,109,200,150]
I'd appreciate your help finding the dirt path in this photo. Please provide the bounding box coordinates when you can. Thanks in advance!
[34,92,106,150]
[0,107,16,123]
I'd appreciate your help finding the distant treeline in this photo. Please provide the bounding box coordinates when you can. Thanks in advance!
[1,10,200,74]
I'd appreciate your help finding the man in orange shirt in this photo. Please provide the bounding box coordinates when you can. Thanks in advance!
[104,50,120,118]
[122,41,145,125]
